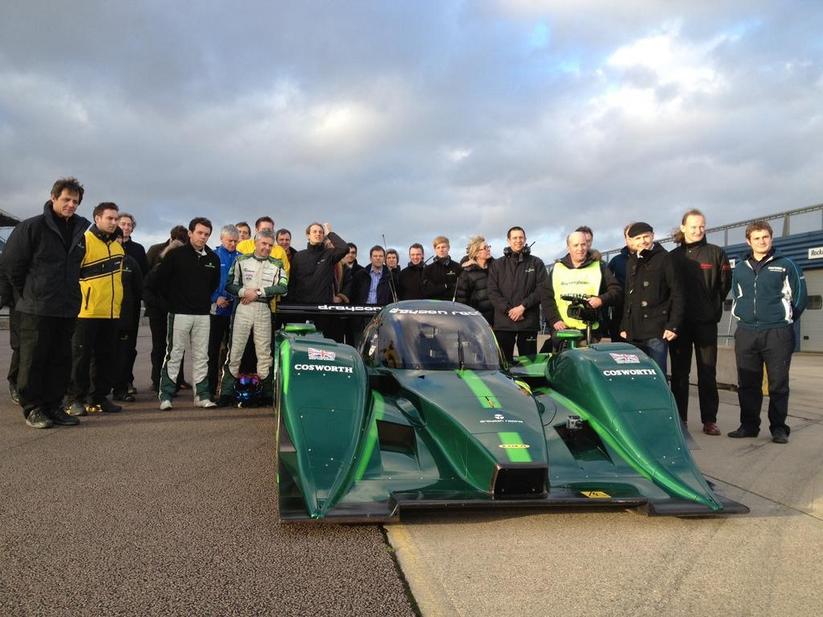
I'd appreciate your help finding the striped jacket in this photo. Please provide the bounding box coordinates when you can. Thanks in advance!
[78,226,124,319]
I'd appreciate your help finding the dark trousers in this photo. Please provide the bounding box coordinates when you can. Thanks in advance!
[735,325,794,434]
[632,337,668,374]
[113,325,139,394]
[669,322,719,424]
[8,308,19,386]
[207,314,231,398]
[494,330,537,363]
[68,318,117,404]
[17,312,75,416]
[149,312,184,390]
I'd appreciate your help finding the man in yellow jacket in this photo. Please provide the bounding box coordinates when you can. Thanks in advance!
[66,202,125,416]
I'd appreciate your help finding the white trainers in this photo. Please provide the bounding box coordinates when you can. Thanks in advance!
[159,399,173,410]
[194,397,217,408]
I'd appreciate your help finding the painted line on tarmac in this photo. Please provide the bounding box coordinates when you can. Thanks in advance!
[385,524,459,617]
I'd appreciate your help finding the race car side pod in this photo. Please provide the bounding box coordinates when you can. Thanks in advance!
[547,343,725,513]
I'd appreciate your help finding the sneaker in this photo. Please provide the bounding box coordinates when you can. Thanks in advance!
[98,399,123,413]
[9,382,20,405]
[113,391,136,403]
[771,427,789,444]
[194,397,217,408]
[159,399,173,410]
[25,408,54,429]
[48,406,80,426]
[702,422,721,436]
[127,382,137,395]
[727,426,759,438]
[66,401,88,417]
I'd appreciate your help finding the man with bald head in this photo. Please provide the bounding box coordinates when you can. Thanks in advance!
[544,230,622,345]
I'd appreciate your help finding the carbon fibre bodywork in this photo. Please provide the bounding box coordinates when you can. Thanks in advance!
[275,301,747,522]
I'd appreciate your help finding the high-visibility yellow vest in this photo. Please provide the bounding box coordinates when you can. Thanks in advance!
[552,260,602,330]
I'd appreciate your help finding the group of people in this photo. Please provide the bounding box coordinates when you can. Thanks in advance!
[1,177,808,445]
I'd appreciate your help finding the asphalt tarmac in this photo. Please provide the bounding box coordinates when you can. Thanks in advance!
[387,353,823,617]
[0,329,416,616]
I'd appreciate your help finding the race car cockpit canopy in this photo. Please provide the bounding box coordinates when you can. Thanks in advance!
[361,302,501,370]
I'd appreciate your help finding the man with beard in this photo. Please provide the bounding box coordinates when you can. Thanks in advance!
[64,202,127,416]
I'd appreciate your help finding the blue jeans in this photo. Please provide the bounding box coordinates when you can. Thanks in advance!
[634,337,668,374]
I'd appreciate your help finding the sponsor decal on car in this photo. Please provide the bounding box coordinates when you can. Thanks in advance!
[608,352,640,364]
[499,443,530,449]
[480,412,524,425]
[388,308,481,316]
[307,347,336,361]
[602,368,656,376]
[580,490,611,499]
[293,363,354,374]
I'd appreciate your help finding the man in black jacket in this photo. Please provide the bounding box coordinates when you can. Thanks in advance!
[145,225,189,392]
[669,210,731,435]
[487,226,551,362]
[287,222,349,339]
[2,177,90,429]
[144,218,221,409]
[399,243,426,300]
[619,222,684,374]
[423,236,461,300]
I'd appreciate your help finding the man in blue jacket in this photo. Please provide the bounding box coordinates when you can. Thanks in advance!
[207,225,239,399]
[729,221,807,443]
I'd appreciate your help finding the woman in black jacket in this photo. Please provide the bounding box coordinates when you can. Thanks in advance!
[454,236,494,325]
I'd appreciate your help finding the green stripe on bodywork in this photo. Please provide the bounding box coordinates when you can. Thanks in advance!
[279,340,292,395]
[457,369,501,408]
[548,389,720,510]
[354,391,385,480]
[498,431,533,463]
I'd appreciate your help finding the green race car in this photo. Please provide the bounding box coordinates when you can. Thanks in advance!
[275,300,747,522]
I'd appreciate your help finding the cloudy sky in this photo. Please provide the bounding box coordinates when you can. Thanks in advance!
[1,0,822,261]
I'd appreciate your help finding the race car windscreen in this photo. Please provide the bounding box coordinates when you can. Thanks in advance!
[376,308,500,370]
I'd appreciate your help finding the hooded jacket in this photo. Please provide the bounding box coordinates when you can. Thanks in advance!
[669,238,732,324]
[620,242,684,340]
[487,248,550,332]
[2,202,90,318]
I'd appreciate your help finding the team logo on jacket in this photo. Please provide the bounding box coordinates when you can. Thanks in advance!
[609,353,640,364]
[308,347,336,361]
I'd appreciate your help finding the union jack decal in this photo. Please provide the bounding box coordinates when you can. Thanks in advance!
[307,347,336,361]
